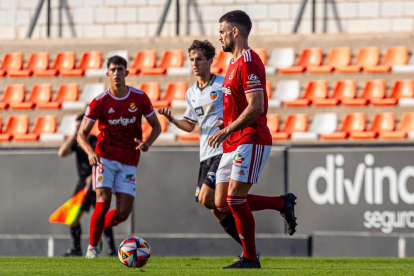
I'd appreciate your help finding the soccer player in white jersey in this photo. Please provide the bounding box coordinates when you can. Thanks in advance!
[158,40,247,251]
[208,10,297,269]
[77,56,161,258]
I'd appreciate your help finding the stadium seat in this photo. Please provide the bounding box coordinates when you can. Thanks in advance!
[393,49,414,73]
[138,82,161,103]
[37,83,79,109]
[278,48,323,74]
[380,113,414,140]
[350,112,395,140]
[266,81,272,99]
[40,115,77,142]
[364,46,408,73]
[269,80,300,107]
[291,113,337,140]
[284,80,328,107]
[8,52,49,77]
[153,82,187,108]
[266,114,280,140]
[34,52,76,77]
[167,58,191,76]
[0,84,25,109]
[0,115,29,141]
[140,50,184,75]
[313,80,357,106]
[62,83,105,110]
[307,47,351,73]
[370,79,414,106]
[0,52,23,77]
[336,47,379,73]
[128,50,157,75]
[142,115,174,141]
[265,48,295,74]
[341,79,386,106]
[211,51,232,75]
[85,50,129,77]
[320,113,366,140]
[254,48,267,65]
[14,115,57,141]
[9,84,52,109]
[272,113,308,140]
[60,51,102,77]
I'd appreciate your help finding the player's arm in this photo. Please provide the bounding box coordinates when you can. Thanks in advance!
[208,92,263,148]
[135,113,161,152]
[77,119,100,166]
[58,135,75,157]
[158,107,196,132]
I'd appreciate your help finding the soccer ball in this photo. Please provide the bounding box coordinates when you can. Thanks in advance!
[118,236,151,268]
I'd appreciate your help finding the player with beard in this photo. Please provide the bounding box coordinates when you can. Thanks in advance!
[208,10,298,269]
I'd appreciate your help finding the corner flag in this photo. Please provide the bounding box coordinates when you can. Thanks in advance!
[49,189,86,225]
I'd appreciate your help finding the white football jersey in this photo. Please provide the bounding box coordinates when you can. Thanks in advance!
[183,74,224,161]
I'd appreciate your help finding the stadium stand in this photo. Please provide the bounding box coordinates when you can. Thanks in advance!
[154,82,187,108]
[307,47,351,74]
[291,113,337,140]
[0,115,29,141]
[128,50,157,75]
[278,48,323,74]
[0,52,23,77]
[0,84,25,109]
[284,80,328,107]
[167,57,191,76]
[138,82,161,102]
[380,113,414,140]
[85,50,129,77]
[269,79,300,107]
[60,51,102,77]
[14,115,57,141]
[313,80,357,106]
[350,112,395,140]
[211,51,232,75]
[393,48,414,73]
[9,83,52,109]
[336,47,380,73]
[39,114,76,142]
[321,113,366,140]
[34,52,76,77]
[61,83,105,110]
[270,113,308,140]
[140,50,184,75]
[265,48,295,74]
[8,52,49,77]
[364,46,408,73]
[37,83,79,109]
[341,79,386,106]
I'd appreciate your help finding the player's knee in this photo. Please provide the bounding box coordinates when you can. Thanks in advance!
[117,209,131,221]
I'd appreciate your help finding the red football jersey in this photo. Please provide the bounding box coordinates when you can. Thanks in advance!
[222,48,272,153]
[84,86,154,166]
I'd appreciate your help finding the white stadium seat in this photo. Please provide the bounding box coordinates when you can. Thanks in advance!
[269,80,300,108]
[265,48,295,75]
[62,83,105,110]
[40,115,77,142]
[392,50,414,73]
[167,58,191,76]
[291,113,337,140]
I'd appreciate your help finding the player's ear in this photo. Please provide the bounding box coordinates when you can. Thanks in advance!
[208,58,214,66]
[106,71,109,77]
[125,69,129,77]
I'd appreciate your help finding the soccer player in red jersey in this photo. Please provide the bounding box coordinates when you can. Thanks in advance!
[77,56,161,258]
[208,10,297,269]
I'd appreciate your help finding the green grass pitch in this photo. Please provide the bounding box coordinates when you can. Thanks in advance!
[0,257,413,275]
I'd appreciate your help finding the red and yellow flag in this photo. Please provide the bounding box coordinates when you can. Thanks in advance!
[49,189,86,225]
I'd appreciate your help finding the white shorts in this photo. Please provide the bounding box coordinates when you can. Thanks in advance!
[216,144,271,184]
[93,157,137,197]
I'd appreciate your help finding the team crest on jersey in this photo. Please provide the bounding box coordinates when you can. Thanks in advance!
[98,175,104,182]
[229,70,235,80]
[210,91,218,101]
[128,102,137,112]
[233,154,245,164]
[126,174,136,182]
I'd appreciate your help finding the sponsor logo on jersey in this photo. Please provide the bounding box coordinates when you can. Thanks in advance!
[98,175,104,182]
[210,91,218,101]
[126,174,136,182]
[246,74,261,87]
[195,106,204,116]
[108,107,115,114]
[128,102,137,112]
[233,154,245,164]
[229,70,235,80]
[223,87,231,96]
[108,116,137,126]
[85,106,90,116]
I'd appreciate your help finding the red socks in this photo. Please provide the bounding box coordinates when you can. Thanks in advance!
[89,202,110,246]
[227,195,257,262]
[104,209,126,229]
[247,194,285,211]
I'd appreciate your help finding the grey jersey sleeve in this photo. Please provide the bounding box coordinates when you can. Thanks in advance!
[183,89,198,123]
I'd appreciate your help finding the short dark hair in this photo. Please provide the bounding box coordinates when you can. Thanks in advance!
[107,55,127,69]
[76,113,84,122]
[219,10,252,37]
[188,40,216,60]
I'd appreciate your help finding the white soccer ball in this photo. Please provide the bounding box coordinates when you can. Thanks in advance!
[118,236,151,268]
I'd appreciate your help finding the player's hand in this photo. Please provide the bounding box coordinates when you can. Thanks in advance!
[216,118,224,130]
[208,128,230,148]
[87,151,100,166]
[135,138,149,152]
[158,108,173,122]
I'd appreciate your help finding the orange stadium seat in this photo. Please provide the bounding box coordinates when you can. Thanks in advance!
[34,52,76,77]
[350,112,395,140]
[278,48,323,74]
[272,114,308,140]
[10,84,52,110]
[342,79,386,106]
[364,46,408,73]
[266,81,272,99]
[336,47,379,73]
[307,47,351,73]
[138,82,160,102]
[0,84,25,110]
[254,48,267,65]
[313,80,357,106]
[153,82,187,108]
[60,51,102,77]
[37,83,79,109]
[177,125,200,141]
[140,50,184,75]
[14,115,57,141]
[370,79,414,106]
[142,115,169,140]
[266,113,281,140]
[380,113,414,140]
[320,113,366,140]
[0,52,23,77]
[0,115,29,141]
[8,52,49,77]
[128,50,157,75]
[211,51,233,75]
[284,80,328,107]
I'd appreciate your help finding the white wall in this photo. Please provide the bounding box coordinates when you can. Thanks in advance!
[0,0,413,40]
